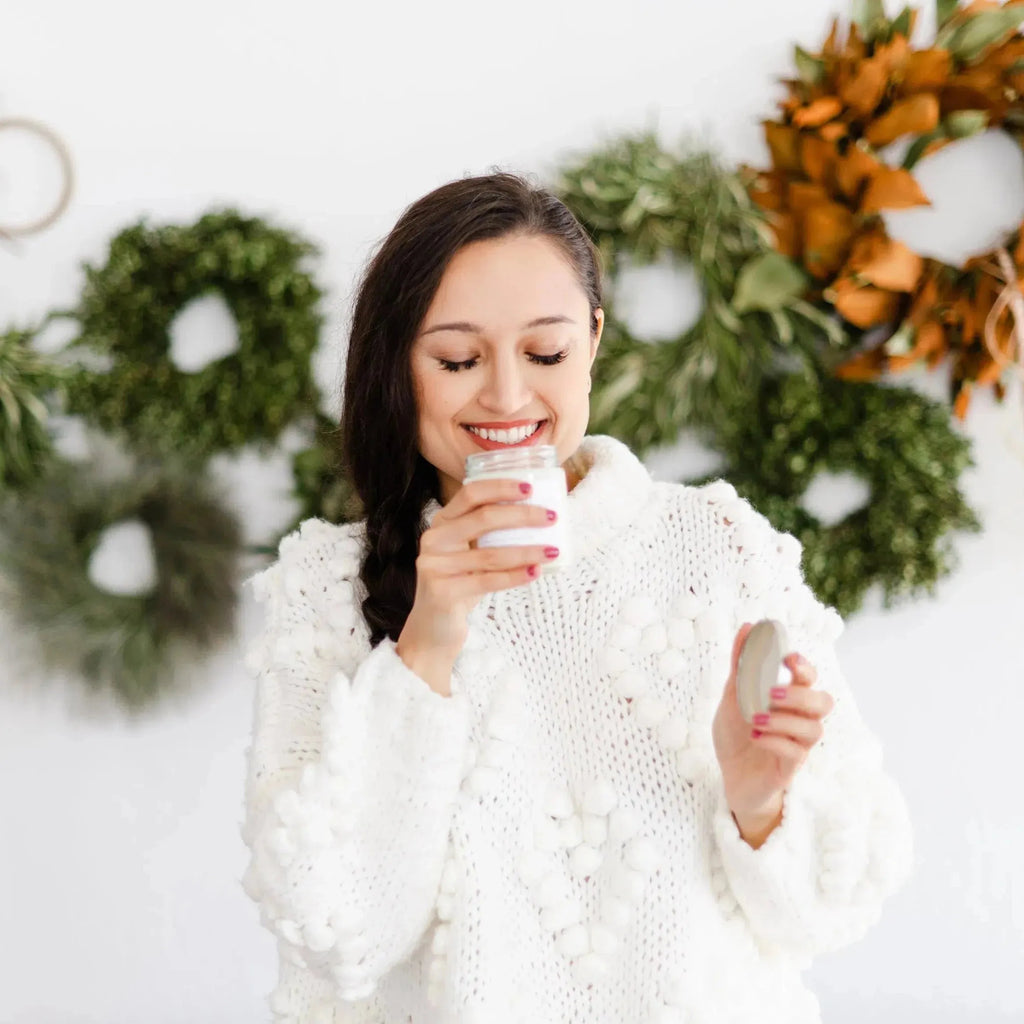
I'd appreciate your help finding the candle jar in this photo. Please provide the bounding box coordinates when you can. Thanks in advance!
[463,445,570,574]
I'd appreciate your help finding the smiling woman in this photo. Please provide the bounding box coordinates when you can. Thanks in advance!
[409,232,602,505]
[240,171,913,1024]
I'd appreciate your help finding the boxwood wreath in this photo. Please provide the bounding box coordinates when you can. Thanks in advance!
[692,373,980,615]
[0,454,243,711]
[555,130,978,615]
[554,132,851,450]
[60,209,323,460]
[751,0,1024,418]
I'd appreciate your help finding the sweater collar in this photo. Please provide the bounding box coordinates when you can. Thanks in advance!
[420,434,653,561]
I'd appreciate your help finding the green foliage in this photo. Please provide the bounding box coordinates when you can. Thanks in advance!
[554,131,848,454]
[0,327,66,491]
[0,454,243,711]
[692,374,980,616]
[61,209,323,461]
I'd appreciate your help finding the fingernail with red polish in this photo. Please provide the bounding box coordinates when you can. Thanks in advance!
[751,729,763,739]
[753,713,771,726]
[520,482,532,494]
[770,687,788,700]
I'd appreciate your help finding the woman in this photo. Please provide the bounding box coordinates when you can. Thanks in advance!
[240,172,914,1023]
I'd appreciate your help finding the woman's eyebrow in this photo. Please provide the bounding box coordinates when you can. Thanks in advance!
[419,314,575,337]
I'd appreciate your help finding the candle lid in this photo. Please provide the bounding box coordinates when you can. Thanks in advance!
[736,619,789,722]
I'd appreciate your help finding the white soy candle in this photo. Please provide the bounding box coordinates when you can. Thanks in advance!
[463,445,571,574]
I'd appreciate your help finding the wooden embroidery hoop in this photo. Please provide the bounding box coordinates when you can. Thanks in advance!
[0,116,74,240]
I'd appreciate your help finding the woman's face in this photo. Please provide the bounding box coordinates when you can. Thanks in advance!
[410,232,604,504]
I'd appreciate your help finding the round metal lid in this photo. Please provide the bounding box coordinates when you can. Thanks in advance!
[736,619,790,722]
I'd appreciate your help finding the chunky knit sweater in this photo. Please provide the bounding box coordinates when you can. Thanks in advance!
[240,433,914,1024]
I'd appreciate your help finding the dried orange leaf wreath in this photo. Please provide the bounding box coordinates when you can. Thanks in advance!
[752,0,1024,417]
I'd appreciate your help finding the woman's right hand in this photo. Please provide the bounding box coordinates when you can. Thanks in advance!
[396,478,558,681]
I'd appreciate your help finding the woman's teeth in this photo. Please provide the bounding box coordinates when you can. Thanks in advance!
[467,422,542,444]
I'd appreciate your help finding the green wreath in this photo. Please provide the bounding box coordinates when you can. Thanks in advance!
[0,453,243,710]
[693,373,980,616]
[61,209,323,460]
[554,132,850,452]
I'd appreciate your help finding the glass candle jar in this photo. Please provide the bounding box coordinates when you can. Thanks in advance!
[463,444,570,574]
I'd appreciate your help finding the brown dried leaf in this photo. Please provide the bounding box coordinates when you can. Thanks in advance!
[876,34,911,75]
[835,145,882,200]
[909,273,941,325]
[835,348,887,380]
[846,231,924,291]
[953,382,972,420]
[986,34,1024,69]
[769,211,801,258]
[819,121,849,143]
[840,55,888,117]
[763,121,802,172]
[954,293,978,341]
[800,133,837,183]
[901,49,952,92]
[832,279,902,327]
[865,93,941,147]
[861,166,931,212]
[788,180,832,214]
[792,95,844,128]
[802,202,857,278]
[748,169,787,212]
[822,17,841,56]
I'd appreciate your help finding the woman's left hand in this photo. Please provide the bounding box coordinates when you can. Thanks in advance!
[712,623,835,821]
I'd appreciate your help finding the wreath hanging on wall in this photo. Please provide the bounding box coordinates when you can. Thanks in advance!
[60,209,323,460]
[0,452,243,711]
[751,0,1024,417]
[694,372,980,615]
[555,131,979,615]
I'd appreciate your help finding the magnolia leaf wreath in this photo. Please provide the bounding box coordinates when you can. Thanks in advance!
[60,209,323,460]
[554,132,850,451]
[0,453,243,711]
[553,131,977,614]
[692,372,980,615]
[752,0,1024,418]
[0,326,67,491]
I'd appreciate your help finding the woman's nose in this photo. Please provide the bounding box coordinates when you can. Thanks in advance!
[479,361,531,412]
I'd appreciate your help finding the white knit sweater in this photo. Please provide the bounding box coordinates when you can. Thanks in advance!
[240,433,914,1024]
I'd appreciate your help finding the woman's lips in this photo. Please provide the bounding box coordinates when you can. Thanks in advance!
[463,420,548,450]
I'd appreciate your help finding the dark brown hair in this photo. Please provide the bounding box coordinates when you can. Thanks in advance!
[340,171,603,647]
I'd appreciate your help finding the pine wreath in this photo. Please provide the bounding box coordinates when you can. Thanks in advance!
[554,132,850,453]
[60,209,323,460]
[752,0,1024,417]
[0,453,243,710]
[694,372,980,615]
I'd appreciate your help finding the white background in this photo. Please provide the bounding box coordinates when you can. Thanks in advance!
[2,1,1022,1021]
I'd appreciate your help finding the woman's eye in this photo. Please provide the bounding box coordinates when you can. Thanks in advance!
[438,350,568,373]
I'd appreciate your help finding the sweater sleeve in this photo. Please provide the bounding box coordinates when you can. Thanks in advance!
[238,519,473,1004]
[705,494,915,963]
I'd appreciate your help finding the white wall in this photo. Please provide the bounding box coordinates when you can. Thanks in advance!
[2,1,1022,1020]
